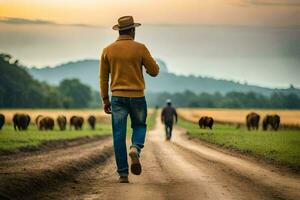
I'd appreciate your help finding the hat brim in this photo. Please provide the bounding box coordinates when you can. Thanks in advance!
[112,23,141,31]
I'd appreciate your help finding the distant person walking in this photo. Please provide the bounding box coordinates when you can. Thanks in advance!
[161,99,178,140]
[100,16,159,183]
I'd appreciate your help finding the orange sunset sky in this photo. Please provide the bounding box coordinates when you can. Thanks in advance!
[1,0,300,26]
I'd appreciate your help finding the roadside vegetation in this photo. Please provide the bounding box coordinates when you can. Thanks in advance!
[0,123,112,152]
[178,118,300,170]
[147,109,157,130]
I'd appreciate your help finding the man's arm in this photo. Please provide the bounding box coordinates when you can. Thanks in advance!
[142,45,159,77]
[100,48,111,113]
[173,108,178,123]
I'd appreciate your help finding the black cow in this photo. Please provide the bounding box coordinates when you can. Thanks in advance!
[57,115,67,131]
[70,116,84,130]
[36,115,55,130]
[13,113,31,131]
[263,114,280,131]
[88,115,96,130]
[198,116,214,129]
[0,114,5,130]
[246,112,260,131]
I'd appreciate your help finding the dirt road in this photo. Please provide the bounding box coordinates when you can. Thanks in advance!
[0,136,113,199]
[1,116,300,200]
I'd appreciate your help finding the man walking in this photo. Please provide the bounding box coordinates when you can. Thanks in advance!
[100,16,159,183]
[161,99,178,140]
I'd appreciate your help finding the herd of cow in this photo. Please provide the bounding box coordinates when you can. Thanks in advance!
[198,112,280,131]
[0,112,282,131]
[0,113,97,131]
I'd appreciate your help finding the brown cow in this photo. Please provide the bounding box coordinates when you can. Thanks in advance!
[263,115,280,131]
[246,112,260,131]
[0,113,5,130]
[36,115,55,130]
[13,113,31,131]
[88,115,96,130]
[198,116,214,129]
[70,116,84,130]
[57,115,67,131]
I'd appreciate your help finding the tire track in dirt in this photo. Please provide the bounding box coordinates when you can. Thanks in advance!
[0,136,113,199]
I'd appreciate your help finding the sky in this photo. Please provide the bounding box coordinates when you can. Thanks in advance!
[0,0,300,88]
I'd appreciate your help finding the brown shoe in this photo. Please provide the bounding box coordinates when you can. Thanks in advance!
[129,147,142,175]
[119,176,129,183]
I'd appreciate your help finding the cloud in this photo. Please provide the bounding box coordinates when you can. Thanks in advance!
[234,0,300,7]
[0,17,97,27]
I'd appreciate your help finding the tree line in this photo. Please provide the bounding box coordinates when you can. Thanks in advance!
[0,53,95,108]
[147,90,300,109]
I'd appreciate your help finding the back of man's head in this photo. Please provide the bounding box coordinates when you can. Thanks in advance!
[119,27,135,38]
[166,99,172,107]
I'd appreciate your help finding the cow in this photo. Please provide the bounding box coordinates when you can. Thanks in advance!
[263,114,280,131]
[198,116,214,129]
[246,112,260,131]
[36,115,55,130]
[0,114,5,130]
[87,115,96,130]
[70,116,84,130]
[57,115,67,131]
[13,113,31,131]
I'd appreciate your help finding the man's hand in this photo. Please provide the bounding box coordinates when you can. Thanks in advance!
[104,102,112,114]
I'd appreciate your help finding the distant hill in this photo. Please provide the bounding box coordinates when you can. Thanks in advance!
[27,59,300,96]
[0,53,62,108]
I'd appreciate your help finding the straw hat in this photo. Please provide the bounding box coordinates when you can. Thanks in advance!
[112,16,141,31]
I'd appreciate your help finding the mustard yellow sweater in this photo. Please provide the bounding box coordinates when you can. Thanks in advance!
[100,35,159,104]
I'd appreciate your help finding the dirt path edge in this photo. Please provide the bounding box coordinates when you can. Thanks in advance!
[0,143,113,199]
[0,135,111,156]
[178,126,300,174]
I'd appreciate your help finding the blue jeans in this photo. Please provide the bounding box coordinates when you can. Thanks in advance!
[165,121,173,140]
[111,96,147,176]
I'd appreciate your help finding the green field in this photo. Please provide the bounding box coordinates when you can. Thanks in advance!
[178,118,300,170]
[0,111,156,152]
[146,109,157,130]
[0,123,112,152]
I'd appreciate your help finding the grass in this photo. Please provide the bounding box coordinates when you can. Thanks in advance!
[0,110,156,152]
[178,118,300,170]
[147,109,157,130]
[0,123,112,152]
